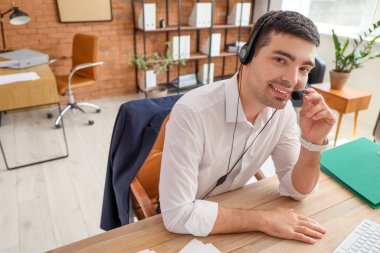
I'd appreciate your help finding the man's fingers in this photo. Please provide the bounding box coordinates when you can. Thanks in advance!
[297,216,327,234]
[302,103,325,118]
[293,232,316,244]
[310,110,335,123]
[297,222,326,237]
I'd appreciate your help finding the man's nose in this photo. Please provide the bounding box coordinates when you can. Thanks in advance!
[282,67,298,86]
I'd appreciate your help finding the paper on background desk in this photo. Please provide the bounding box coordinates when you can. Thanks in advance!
[0,72,40,85]
[136,238,221,253]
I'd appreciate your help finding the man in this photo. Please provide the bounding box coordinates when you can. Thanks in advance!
[159,10,335,244]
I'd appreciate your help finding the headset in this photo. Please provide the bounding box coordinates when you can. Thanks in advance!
[239,11,279,65]
[202,11,305,199]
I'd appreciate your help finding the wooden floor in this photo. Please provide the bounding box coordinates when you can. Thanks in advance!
[0,94,374,253]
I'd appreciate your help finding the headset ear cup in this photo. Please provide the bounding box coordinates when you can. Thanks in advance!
[239,44,249,65]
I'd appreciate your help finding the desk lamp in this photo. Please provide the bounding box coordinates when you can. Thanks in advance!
[0,3,31,52]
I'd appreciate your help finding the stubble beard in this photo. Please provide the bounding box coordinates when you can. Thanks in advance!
[250,79,289,110]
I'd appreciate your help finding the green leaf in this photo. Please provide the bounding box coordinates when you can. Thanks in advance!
[341,39,349,55]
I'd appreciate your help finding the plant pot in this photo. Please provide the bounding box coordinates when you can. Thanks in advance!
[147,87,168,98]
[137,69,157,91]
[329,70,351,90]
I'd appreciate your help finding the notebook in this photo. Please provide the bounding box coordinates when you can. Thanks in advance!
[321,138,380,209]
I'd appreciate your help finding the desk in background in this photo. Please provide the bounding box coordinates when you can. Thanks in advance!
[48,173,380,253]
[0,63,68,170]
[311,83,372,146]
[0,63,59,112]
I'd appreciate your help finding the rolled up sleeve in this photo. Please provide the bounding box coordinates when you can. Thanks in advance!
[159,104,218,237]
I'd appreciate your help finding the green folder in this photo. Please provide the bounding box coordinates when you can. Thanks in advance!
[321,137,380,209]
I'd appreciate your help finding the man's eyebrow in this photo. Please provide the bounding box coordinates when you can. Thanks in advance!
[273,50,315,67]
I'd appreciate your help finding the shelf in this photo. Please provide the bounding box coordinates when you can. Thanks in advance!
[180,51,237,61]
[132,1,253,94]
[214,74,234,82]
[136,24,254,33]
[216,51,238,57]
[166,82,204,93]
[147,51,237,65]
[213,24,253,29]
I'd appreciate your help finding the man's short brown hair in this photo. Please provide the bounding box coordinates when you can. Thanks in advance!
[251,10,320,56]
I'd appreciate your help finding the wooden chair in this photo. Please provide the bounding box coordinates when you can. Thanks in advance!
[130,114,266,220]
[47,33,103,128]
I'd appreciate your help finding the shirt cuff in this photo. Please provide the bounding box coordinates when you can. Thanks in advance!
[162,200,218,237]
[278,170,318,201]
[185,200,218,236]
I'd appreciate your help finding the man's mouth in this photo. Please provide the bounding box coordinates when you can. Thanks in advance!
[269,83,291,99]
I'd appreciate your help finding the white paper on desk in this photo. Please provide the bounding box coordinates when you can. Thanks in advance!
[0,72,40,85]
[179,238,221,253]
[136,249,156,253]
[0,60,19,68]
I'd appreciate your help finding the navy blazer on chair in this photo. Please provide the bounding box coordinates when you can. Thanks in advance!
[100,95,182,231]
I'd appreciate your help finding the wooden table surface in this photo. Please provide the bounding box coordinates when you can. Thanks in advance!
[0,63,59,112]
[48,173,380,253]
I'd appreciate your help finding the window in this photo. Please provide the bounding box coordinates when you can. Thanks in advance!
[282,0,380,37]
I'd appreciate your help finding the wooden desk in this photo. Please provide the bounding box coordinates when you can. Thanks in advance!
[311,83,372,146]
[0,63,59,112]
[0,64,67,170]
[48,173,380,253]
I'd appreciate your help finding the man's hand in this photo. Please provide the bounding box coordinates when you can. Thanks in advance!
[299,88,335,144]
[257,207,326,244]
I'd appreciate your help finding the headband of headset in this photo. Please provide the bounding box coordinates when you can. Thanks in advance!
[239,11,279,65]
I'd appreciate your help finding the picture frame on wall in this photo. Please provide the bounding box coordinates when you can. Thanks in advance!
[57,0,112,23]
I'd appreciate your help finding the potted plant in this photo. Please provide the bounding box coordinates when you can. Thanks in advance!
[330,21,380,89]
[130,42,186,97]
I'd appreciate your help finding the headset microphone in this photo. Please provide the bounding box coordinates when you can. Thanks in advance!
[291,89,305,100]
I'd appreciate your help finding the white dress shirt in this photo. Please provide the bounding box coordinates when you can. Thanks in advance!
[159,74,316,237]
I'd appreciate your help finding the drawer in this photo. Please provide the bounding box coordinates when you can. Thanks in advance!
[320,93,347,112]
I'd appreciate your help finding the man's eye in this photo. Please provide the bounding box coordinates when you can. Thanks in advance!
[300,67,311,74]
[275,58,285,64]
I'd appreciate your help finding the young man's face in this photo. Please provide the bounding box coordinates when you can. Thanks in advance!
[245,32,317,109]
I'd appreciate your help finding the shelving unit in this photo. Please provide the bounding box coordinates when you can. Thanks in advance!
[131,0,255,95]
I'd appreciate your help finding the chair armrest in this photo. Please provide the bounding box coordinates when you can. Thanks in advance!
[130,178,156,218]
[254,169,265,181]
[68,61,103,84]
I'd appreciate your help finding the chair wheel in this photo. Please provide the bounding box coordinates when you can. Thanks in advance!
[54,124,62,129]
[88,120,94,125]
[96,109,101,113]
[47,113,53,119]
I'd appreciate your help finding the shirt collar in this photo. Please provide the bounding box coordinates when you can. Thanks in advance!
[225,73,277,125]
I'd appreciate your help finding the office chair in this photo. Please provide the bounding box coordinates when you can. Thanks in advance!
[130,114,267,220]
[374,109,380,143]
[47,33,103,128]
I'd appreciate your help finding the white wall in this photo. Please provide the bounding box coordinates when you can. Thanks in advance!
[317,33,380,127]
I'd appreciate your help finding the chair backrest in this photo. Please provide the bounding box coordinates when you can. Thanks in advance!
[130,114,266,220]
[307,55,326,85]
[131,114,170,220]
[72,33,99,80]
[374,109,380,143]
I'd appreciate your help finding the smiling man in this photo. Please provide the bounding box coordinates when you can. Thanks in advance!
[159,11,335,244]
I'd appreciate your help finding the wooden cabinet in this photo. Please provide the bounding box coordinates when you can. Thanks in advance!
[311,83,372,146]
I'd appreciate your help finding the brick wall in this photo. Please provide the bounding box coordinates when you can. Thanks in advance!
[0,0,253,101]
